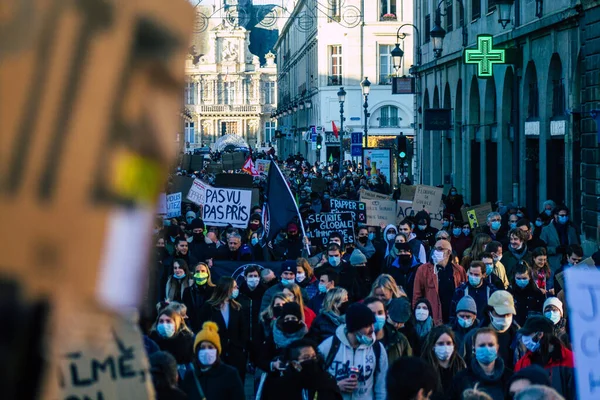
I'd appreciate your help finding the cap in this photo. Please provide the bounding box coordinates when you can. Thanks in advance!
[543,297,563,316]
[281,261,297,275]
[280,302,302,320]
[488,290,516,315]
[287,222,299,232]
[349,249,367,266]
[456,295,477,315]
[189,218,205,230]
[518,315,554,336]
[388,297,412,323]
[194,321,222,355]
[346,303,375,333]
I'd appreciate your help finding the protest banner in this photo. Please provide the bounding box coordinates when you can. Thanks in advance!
[203,186,252,228]
[256,159,271,175]
[400,184,417,201]
[396,200,415,224]
[329,198,367,224]
[359,188,393,201]
[306,212,355,246]
[311,178,327,193]
[565,268,600,400]
[186,179,208,205]
[363,199,397,227]
[156,193,167,215]
[413,185,444,229]
[166,192,182,218]
[461,203,493,228]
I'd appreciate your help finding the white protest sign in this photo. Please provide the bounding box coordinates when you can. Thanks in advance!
[363,199,397,227]
[565,268,600,400]
[413,185,444,229]
[186,179,208,205]
[166,192,182,218]
[396,200,415,224]
[203,186,252,228]
[359,188,392,201]
[156,193,167,215]
[256,159,270,175]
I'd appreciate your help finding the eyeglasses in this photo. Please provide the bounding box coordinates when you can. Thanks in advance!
[434,247,447,251]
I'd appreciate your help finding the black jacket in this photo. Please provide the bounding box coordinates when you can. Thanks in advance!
[238,281,267,359]
[450,358,512,400]
[509,283,546,326]
[308,312,343,344]
[188,238,217,263]
[182,284,215,333]
[149,330,195,365]
[316,260,360,301]
[180,362,245,400]
[268,364,343,400]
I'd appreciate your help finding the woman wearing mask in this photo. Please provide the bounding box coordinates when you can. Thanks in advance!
[181,321,245,400]
[296,258,318,300]
[531,247,553,295]
[450,328,512,400]
[364,297,412,364]
[422,326,466,399]
[450,221,472,260]
[543,297,569,348]
[383,233,408,271]
[383,224,399,257]
[369,274,405,307]
[461,234,492,270]
[149,308,195,367]
[199,277,249,381]
[165,259,193,303]
[413,298,434,349]
[308,287,348,344]
[259,293,291,341]
[508,262,545,326]
[250,231,265,261]
[283,283,316,329]
[444,187,464,219]
[182,262,216,333]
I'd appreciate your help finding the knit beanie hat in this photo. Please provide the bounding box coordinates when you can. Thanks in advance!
[346,303,375,332]
[281,302,303,320]
[543,297,563,316]
[508,365,551,388]
[456,295,477,315]
[194,321,222,355]
[349,249,367,266]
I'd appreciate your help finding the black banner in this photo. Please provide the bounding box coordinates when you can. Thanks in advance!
[329,198,367,224]
[306,212,355,246]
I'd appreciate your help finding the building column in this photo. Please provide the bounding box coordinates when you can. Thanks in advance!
[463,127,473,204]
[431,130,442,185]
[480,126,490,202]
[422,130,431,184]
[452,124,463,193]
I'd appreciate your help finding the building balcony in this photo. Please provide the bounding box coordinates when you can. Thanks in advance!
[328,76,343,86]
[380,13,398,22]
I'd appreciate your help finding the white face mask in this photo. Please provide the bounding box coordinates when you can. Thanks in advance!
[296,273,306,283]
[415,308,429,322]
[434,344,454,361]
[198,348,218,366]
[490,313,513,332]
[432,250,446,265]
[387,233,397,242]
[247,277,260,289]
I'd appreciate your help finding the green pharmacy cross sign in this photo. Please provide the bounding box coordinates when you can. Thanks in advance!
[464,35,505,78]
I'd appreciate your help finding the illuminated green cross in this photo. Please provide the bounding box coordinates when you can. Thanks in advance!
[464,35,505,78]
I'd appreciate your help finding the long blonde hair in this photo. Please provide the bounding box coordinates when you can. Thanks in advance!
[283,283,306,321]
[321,287,348,314]
[260,293,290,321]
[193,262,216,287]
[151,307,192,335]
[370,274,405,299]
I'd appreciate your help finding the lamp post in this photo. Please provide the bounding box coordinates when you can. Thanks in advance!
[337,87,346,168]
[430,0,467,58]
[496,0,515,28]
[391,24,421,72]
[360,77,371,152]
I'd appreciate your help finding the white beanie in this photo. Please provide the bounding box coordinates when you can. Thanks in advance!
[543,297,563,316]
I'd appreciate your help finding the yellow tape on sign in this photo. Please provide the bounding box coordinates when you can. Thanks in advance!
[111,152,163,204]
[467,209,479,228]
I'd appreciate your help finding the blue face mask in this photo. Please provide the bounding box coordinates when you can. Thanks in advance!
[157,323,176,338]
[450,190,457,195]
[355,332,375,346]
[281,278,294,286]
[251,237,259,246]
[453,228,462,236]
[509,222,517,230]
[329,256,341,267]
[475,346,498,364]
[442,221,450,228]
[558,215,569,224]
[458,317,474,329]
[515,278,529,288]
[485,264,494,276]
[318,283,328,293]
[374,315,386,332]
[535,220,543,227]
[468,275,482,287]
[231,288,239,299]
[490,221,501,231]
[462,228,471,236]
[544,209,552,216]
[368,232,375,241]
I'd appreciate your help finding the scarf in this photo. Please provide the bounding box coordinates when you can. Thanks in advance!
[509,244,528,261]
[322,311,345,326]
[356,240,376,258]
[272,323,308,348]
[415,317,433,338]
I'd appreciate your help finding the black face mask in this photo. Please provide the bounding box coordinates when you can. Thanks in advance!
[281,319,303,334]
[399,254,413,265]
[337,301,349,315]
[272,306,283,318]
[358,236,368,244]
[193,232,204,241]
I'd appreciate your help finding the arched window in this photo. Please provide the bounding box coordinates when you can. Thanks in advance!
[379,106,401,127]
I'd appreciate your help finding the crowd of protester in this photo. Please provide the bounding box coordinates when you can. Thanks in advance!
[143,153,600,400]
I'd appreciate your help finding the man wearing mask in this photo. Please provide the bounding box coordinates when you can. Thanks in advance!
[319,303,388,400]
[274,222,304,261]
[480,251,509,289]
[552,244,584,294]
[482,212,508,244]
[540,205,579,273]
[398,219,427,264]
[461,290,525,368]
[216,232,252,261]
[501,229,534,280]
[188,218,215,262]
[450,220,472,259]
[307,268,339,314]
[185,210,196,225]
[412,240,467,325]
[517,219,547,252]
[413,210,439,251]
[238,266,267,365]
[450,261,497,322]
[355,227,379,278]
[317,244,360,301]
[260,261,299,312]
[383,242,420,301]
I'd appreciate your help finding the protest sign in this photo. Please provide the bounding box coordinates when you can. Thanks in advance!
[413,185,444,229]
[565,268,600,399]
[396,200,415,224]
[461,203,493,228]
[329,198,367,224]
[359,188,392,201]
[166,192,182,218]
[156,193,167,215]
[400,184,416,201]
[256,159,271,175]
[311,178,327,193]
[186,179,208,205]
[364,199,397,227]
[203,186,252,228]
[306,212,355,246]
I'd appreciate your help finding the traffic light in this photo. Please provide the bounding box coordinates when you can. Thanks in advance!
[397,134,407,159]
[316,134,323,150]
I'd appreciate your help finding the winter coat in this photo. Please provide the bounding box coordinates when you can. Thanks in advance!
[182,284,215,333]
[450,358,512,400]
[412,262,467,325]
[165,276,194,303]
[308,292,326,314]
[383,256,420,301]
[272,364,343,400]
[450,234,472,259]
[180,361,244,400]
[318,325,388,400]
[380,323,412,365]
[238,281,267,353]
[502,246,533,280]
[304,305,317,330]
[309,311,345,344]
[450,281,496,322]
[540,221,579,272]
[316,260,361,302]
[447,319,479,354]
[509,284,546,326]
[414,210,439,251]
[260,281,286,313]
[515,346,576,400]
[149,330,195,365]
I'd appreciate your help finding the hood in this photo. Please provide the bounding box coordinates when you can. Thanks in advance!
[383,224,397,240]
[470,357,506,382]
[334,324,373,351]
[415,210,431,225]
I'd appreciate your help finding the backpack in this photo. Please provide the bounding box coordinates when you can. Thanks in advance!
[323,335,382,376]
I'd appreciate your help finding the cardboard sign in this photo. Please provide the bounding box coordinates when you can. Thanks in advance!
[396,200,415,224]
[359,188,392,201]
[564,268,600,400]
[156,193,167,215]
[311,178,327,193]
[329,198,367,224]
[461,203,493,228]
[413,185,444,229]
[187,179,208,205]
[203,186,252,228]
[166,192,182,218]
[256,159,271,175]
[399,184,416,201]
[363,199,397,227]
[306,212,355,246]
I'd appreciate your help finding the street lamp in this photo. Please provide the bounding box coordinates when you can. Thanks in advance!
[391,44,404,71]
[360,77,371,148]
[337,86,346,167]
[292,103,298,113]
[392,24,422,72]
[299,101,305,110]
[430,9,446,58]
[305,100,312,109]
[496,0,514,28]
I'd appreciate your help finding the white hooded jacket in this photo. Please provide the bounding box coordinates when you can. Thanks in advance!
[318,324,388,400]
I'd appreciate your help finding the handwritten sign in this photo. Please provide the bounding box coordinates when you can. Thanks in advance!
[203,186,252,228]
[306,212,355,246]
[186,179,208,205]
[359,189,392,201]
[413,185,444,229]
[363,199,397,227]
[256,159,270,175]
[166,192,182,218]
[329,198,367,224]
[461,203,493,228]
[396,200,415,224]
[565,268,600,399]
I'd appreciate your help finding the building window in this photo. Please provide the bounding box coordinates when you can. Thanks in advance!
[328,0,341,21]
[424,15,431,43]
[379,45,394,84]
[446,2,454,31]
[472,0,481,20]
[380,0,397,20]
[185,121,195,144]
[488,0,497,12]
[379,106,400,127]
[223,82,236,105]
[552,79,566,116]
[329,45,343,86]
[265,121,276,143]
[264,81,276,104]
[528,83,539,118]
[185,82,197,105]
